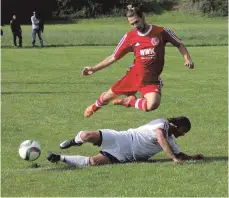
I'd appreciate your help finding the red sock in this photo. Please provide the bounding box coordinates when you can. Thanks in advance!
[94,92,108,109]
[134,98,147,111]
[129,99,137,107]
[92,104,100,111]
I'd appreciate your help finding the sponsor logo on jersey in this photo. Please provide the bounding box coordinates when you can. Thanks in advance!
[151,37,159,46]
[140,48,156,58]
[140,48,156,59]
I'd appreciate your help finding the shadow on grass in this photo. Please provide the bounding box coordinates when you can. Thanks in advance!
[27,164,80,171]
[149,156,228,163]
[29,156,228,172]
[2,81,109,85]
[1,91,98,95]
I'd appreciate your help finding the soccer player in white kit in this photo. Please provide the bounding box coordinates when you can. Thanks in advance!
[47,116,204,167]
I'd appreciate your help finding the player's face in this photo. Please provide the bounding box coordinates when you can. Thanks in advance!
[173,126,189,138]
[13,15,16,19]
[127,15,145,32]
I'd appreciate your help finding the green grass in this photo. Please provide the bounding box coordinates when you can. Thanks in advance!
[1,45,228,197]
[1,12,228,47]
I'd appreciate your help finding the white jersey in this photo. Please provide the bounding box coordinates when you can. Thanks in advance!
[129,119,180,160]
[100,119,180,162]
[31,16,39,29]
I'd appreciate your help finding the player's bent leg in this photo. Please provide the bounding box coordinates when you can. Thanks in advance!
[89,154,112,166]
[102,89,118,103]
[143,92,161,111]
[126,92,161,112]
[60,138,82,149]
[47,152,89,167]
[112,95,137,107]
[80,130,102,145]
[47,152,111,167]
[60,130,102,149]
[84,89,118,117]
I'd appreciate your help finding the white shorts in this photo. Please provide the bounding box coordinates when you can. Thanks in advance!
[99,129,134,162]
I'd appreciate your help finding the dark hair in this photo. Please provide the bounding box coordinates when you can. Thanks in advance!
[126,5,143,18]
[168,116,191,131]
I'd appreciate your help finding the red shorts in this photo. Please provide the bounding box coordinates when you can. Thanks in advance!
[111,70,162,97]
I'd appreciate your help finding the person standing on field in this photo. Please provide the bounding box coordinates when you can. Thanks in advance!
[31,11,44,47]
[47,116,204,167]
[10,15,22,47]
[82,5,194,118]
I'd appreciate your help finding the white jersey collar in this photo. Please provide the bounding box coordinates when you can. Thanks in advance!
[137,25,152,36]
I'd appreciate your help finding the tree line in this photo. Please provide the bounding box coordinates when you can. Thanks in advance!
[1,0,228,24]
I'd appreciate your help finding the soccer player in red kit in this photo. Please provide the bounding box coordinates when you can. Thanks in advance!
[82,5,194,118]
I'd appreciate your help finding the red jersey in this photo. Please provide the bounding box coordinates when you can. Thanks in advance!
[113,25,182,84]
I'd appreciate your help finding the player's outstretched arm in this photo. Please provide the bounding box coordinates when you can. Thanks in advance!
[156,129,184,164]
[175,152,204,161]
[82,55,117,76]
[178,43,194,69]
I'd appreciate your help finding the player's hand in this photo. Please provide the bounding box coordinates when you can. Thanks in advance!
[184,60,194,69]
[191,154,204,160]
[173,158,184,165]
[82,66,95,76]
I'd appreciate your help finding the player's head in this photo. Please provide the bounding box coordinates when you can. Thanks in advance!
[13,15,16,19]
[33,11,37,17]
[126,5,146,32]
[168,116,191,138]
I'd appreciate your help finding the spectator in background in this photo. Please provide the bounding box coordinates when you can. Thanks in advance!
[1,24,4,36]
[10,15,22,47]
[31,11,44,47]
[39,16,44,34]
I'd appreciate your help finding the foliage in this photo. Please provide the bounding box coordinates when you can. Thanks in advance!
[52,0,179,19]
[180,0,228,16]
[1,0,227,24]
[1,0,56,24]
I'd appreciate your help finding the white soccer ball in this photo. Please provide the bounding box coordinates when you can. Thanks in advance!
[19,140,41,161]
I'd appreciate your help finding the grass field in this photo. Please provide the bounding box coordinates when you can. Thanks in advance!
[1,12,228,197]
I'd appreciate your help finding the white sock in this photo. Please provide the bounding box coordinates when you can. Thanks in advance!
[74,131,84,144]
[61,155,89,168]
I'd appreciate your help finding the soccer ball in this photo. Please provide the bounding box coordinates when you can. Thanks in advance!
[18,140,41,161]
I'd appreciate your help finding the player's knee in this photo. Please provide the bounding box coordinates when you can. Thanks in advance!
[80,131,94,142]
[146,102,160,111]
[89,157,97,166]
[89,156,103,166]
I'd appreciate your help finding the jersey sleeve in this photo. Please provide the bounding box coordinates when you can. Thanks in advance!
[168,136,181,154]
[154,119,169,138]
[112,33,133,60]
[162,28,182,47]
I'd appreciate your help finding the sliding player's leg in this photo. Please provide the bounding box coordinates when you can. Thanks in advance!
[48,129,122,167]
[47,152,112,167]
[60,130,102,149]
